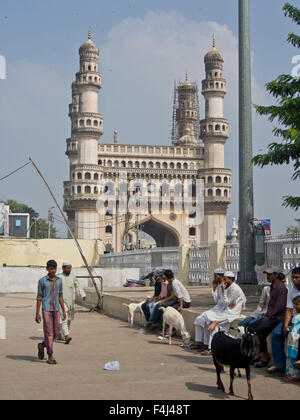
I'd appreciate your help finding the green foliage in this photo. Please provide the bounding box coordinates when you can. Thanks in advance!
[252,3,300,211]
[286,225,300,235]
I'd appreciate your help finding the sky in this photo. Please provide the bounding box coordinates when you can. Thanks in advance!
[0,0,299,238]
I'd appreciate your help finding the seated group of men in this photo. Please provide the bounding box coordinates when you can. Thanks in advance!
[142,269,191,330]
[144,266,300,382]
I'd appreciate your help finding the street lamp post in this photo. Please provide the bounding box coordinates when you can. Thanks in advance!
[238,0,257,284]
[48,207,54,239]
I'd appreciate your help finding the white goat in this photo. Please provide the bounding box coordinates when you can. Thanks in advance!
[159,306,190,346]
[123,301,146,328]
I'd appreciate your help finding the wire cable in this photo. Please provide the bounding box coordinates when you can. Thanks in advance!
[0,162,31,182]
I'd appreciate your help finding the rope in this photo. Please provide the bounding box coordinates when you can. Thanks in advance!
[0,162,31,182]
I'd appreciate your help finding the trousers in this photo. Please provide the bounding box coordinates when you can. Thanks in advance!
[42,310,60,355]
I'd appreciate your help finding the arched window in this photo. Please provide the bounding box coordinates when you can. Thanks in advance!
[176,163,181,169]
[105,225,112,234]
[216,189,221,197]
[135,161,140,168]
[79,119,84,127]
[77,172,82,180]
[163,162,168,169]
[207,176,213,183]
[107,160,112,167]
[94,186,98,194]
[128,161,133,168]
[86,119,91,126]
[114,160,119,168]
[94,173,99,180]
[189,227,196,236]
[121,161,126,168]
[85,172,91,180]
[85,186,91,194]
[94,120,98,126]
[77,186,81,194]
[216,176,221,183]
[142,161,147,168]
[156,162,161,169]
[148,162,153,168]
[170,162,174,169]
[215,124,220,131]
[224,177,228,184]
[224,189,228,197]
[183,163,188,170]
[207,189,213,197]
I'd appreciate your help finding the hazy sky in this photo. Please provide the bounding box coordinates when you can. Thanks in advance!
[0,0,299,237]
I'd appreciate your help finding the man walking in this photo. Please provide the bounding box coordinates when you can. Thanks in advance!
[36,260,66,364]
[58,262,86,344]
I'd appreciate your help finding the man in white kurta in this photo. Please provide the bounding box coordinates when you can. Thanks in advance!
[193,271,246,351]
[58,262,86,344]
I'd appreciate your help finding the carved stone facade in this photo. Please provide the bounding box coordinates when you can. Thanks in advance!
[63,35,232,252]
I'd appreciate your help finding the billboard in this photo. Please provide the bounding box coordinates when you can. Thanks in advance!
[0,203,9,236]
[254,219,271,236]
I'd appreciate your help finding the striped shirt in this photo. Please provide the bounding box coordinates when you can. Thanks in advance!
[37,275,63,312]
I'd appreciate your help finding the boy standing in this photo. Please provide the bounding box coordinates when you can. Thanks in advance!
[35,260,66,364]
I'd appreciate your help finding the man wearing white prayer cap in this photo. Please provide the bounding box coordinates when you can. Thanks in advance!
[191,269,246,354]
[57,262,86,344]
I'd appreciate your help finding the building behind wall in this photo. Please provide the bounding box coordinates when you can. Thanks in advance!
[63,33,232,252]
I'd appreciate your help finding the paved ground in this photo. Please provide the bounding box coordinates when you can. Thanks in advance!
[0,293,299,401]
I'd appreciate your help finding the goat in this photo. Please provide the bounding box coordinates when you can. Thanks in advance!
[123,301,146,328]
[159,306,190,346]
[211,330,259,400]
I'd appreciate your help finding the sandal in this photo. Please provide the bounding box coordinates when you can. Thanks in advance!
[189,343,203,350]
[200,350,212,356]
[38,343,45,360]
[283,376,300,383]
[254,360,269,368]
[293,361,300,370]
[65,337,72,345]
[47,359,57,365]
[267,366,285,374]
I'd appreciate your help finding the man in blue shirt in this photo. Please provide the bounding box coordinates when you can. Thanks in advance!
[36,260,66,364]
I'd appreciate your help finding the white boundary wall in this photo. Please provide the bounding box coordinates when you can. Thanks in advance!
[0,267,140,293]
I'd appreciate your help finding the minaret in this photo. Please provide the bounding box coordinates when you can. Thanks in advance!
[172,73,200,146]
[199,37,232,243]
[63,31,103,239]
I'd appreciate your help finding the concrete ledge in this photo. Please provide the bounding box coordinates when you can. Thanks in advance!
[77,286,260,341]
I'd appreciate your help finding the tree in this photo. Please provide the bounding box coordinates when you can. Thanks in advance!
[286,225,300,235]
[252,3,300,211]
[34,218,57,239]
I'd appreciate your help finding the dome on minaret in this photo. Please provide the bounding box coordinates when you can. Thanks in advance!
[204,36,224,64]
[79,29,99,55]
[177,125,198,146]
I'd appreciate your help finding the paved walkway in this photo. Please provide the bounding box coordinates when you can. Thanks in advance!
[0,293,299,400]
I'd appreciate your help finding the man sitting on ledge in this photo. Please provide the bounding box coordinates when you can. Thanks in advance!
[150,269,191,330]
[191,271,246,355]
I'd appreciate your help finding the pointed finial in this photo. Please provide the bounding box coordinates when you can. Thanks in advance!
[185,72,189,83]
[88,28,91,40]
[212,34,216,49]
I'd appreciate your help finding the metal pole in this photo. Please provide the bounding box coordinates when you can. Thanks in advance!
[238,0,257,284]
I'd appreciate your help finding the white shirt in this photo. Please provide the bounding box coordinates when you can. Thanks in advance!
[171,279,191,303]
[287,285,300,315]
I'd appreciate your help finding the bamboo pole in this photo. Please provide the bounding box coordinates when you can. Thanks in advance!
[29,157,103,311]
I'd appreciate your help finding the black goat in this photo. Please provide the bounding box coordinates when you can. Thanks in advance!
[211,330,259,400]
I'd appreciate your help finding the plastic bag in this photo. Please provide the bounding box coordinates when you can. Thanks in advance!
[104,361,120,371]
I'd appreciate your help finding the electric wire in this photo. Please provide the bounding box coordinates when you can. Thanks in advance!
[0,162,31,182]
